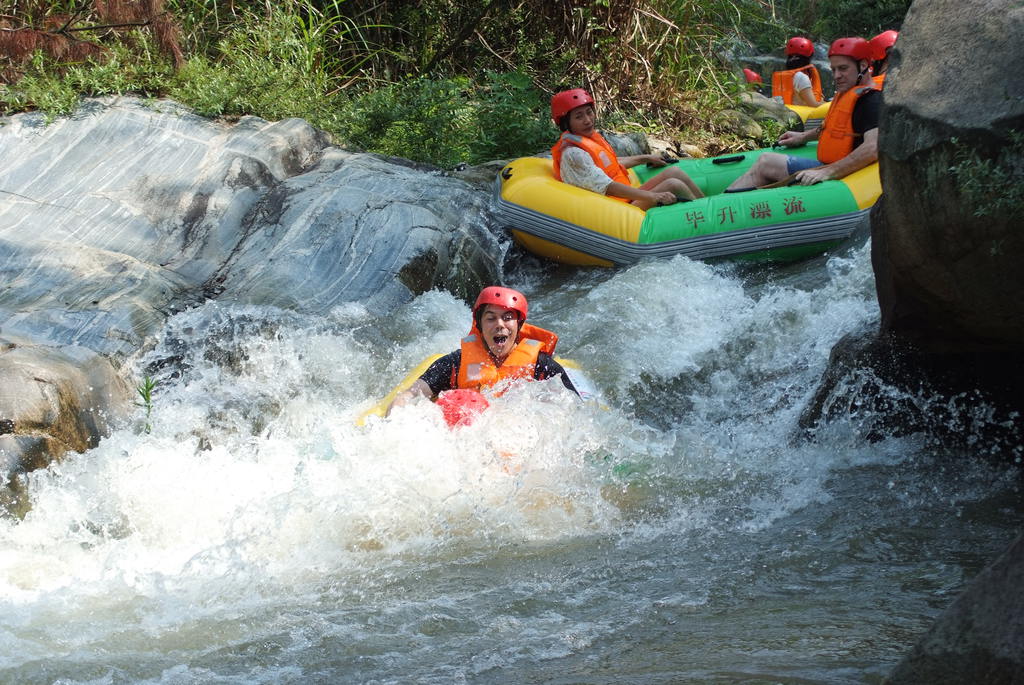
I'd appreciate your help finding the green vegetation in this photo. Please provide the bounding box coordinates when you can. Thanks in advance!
[0,0,910,166]
[337,71,556,167]
[136,375,157,434]
[949,132,1024,220]
[777,0,908,43]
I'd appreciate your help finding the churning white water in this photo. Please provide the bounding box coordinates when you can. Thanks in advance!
[2,243,1020,684]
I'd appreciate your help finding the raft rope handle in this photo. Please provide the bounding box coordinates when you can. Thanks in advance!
[712,155,746,165]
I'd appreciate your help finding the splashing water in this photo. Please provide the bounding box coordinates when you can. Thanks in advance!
[1,244,1020,684]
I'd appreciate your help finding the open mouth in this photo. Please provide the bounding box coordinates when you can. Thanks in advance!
[492,334,509,347]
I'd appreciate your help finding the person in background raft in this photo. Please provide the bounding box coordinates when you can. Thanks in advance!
[386,287,578,415]
[726,37,881,190]
[772,36,824,107]
[869,30,898,87]
[550,88,704,210]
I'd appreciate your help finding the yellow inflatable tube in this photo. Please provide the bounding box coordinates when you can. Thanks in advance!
[786,101,831,129]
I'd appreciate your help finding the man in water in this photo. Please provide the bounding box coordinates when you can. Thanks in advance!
[726,37,881,190]
[386,286,578,415]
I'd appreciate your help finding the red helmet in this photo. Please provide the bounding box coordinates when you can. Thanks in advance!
[742,68,763,84]
[869,30,899,61]
[473,286,528,321]
[550,89,595,124]
[828,37,871,62]
[785,36,815,57]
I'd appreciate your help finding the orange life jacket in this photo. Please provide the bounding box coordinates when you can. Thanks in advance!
[551,131,632,202]
[872,73,886,88]
[456,322,558,392]
[816,82,880,164]
[771,66,824,105]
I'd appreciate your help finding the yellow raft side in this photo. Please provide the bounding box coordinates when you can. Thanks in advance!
[500,157,646,244]
[357,354,444,425]
[841,162,881,210]
[786,101,831,123]
[509,231,615,267]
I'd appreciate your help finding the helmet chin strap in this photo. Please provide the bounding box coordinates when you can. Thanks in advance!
[856,61,870,84]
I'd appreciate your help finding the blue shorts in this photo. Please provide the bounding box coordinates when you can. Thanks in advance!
[786,156,824,175]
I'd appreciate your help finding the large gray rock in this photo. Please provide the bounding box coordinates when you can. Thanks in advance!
[0,335,131,514]
[796,3,1024,679]
[885,533,1024,685]
[802,0,1024,444]
[0,97,500,358]
[0,97,503,485]
[736,91,804,131]
[873,0,1024,349]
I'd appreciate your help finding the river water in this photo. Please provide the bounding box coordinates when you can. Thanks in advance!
[1,238,1021,684]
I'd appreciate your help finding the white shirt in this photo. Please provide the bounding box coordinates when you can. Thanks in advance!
[793,70,812,92]
[558,146,614,195]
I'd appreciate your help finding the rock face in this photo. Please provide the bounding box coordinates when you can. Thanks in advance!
[873,0,1024,350]
[794,2,1024,680]
[885,533,1024,685]
[801,0,1024,447]
[0,336,131,516]
[0,97,504,487]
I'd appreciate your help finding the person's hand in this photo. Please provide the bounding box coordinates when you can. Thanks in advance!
[646,153,667,168]
[776,130,804,148]
[650,191,677,206]
[794,166,833,185]
[385,378,430,417]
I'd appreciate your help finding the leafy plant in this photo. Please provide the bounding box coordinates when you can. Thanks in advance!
[949,132,1024,220]
[468,71,555,161]
[756,117,789,147]
[136,375,158,434]
[337,76,474,167]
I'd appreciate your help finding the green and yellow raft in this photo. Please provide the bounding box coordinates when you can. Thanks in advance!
[495,142,879,267]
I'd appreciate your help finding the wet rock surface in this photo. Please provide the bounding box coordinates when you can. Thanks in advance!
[873,0,1024,349]
[795,1,1024,680]
[885,533,1024,685]
[0,96,503,485]
[802,0,1024,452]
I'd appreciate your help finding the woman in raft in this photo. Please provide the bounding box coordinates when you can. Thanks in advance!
[772,36,824,107]
[386,286,578,416]
[550,88,704,210]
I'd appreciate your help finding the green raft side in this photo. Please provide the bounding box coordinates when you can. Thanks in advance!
[632,145,821,194]
[638,179,858,243]
[632,144,860,259]
[728,239,846,263]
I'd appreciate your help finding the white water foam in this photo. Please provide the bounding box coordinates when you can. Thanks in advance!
[7,244,1015,683]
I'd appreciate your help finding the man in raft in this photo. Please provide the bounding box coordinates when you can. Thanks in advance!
[726,37,881,189]
[869,30,898,87]
[386,286,578,415]
[772,36,823,107]
[550,88,704,210]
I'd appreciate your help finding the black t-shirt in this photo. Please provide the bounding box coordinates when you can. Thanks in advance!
[420,350,579,397]
[851,87,881,140]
